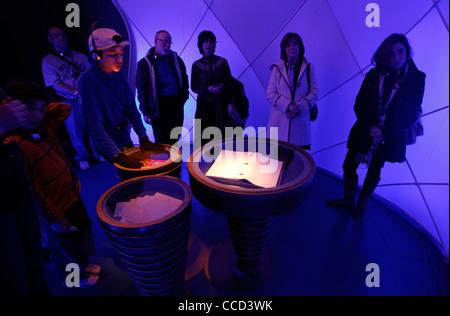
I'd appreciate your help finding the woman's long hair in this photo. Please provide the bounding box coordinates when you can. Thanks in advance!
[372,33,413,74]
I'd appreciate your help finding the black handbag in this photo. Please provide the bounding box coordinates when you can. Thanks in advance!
[306,63,318,121]
[309,104,318,121]
[405,116,424,145]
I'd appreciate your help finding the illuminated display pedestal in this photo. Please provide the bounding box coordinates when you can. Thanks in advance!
[97,175,192,296]
[114,145,182,181]
[114,145,207,282]
[188,137,316,291]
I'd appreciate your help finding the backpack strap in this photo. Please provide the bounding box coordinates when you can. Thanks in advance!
[305,63,312,108]
[51,51,83,73]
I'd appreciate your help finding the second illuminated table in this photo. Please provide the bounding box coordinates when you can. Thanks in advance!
[188,137,315,291]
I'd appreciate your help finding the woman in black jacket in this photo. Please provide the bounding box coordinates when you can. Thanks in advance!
[327,33,426,218]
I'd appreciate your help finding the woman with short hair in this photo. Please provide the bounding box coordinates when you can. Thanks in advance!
[266,32,319,150]
[191,30,232,148]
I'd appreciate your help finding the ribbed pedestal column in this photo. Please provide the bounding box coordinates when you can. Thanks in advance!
[227,216,272,276]
[207,217,274,292]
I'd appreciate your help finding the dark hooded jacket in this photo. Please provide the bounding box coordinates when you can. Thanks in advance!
[214,77,249,132]
[347,61,425,163]
[136,47,189,120]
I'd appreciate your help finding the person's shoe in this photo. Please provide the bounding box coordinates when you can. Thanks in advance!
[86,263,102,275]
[79,160,90,171]
[79,274,100,288]
[326,197,354,210]
[352,197,368,218]
[97,155,107,163]
[61,273,99,288]
[326,176,358,210]
[352,176,380,218]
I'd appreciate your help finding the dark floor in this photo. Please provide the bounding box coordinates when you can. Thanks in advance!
[43,156,449,296]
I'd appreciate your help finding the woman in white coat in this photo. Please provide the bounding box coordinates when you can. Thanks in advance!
[266,32,319,149]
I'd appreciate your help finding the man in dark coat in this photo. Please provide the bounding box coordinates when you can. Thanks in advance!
[136,30,189,145]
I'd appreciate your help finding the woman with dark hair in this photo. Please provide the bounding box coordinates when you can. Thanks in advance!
[191,30,232,147]
[266,32,318,150]
[327,33,426,218]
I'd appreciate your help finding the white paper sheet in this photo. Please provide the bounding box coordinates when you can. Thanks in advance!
[114,193,183,224]
[205,150,283,188]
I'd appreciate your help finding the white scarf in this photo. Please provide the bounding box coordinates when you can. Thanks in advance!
[377,62,409,127]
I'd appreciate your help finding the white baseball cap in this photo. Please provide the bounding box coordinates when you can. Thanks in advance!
[88,28,129,52]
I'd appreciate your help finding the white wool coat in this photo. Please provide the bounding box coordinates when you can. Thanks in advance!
[266,58,319,146]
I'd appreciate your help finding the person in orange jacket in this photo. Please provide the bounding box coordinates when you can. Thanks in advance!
[2,81,101,288]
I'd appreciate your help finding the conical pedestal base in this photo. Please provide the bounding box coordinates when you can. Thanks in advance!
[207,228,274,293]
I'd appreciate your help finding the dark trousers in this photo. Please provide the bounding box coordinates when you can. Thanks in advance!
[40,198,95,281]
[343,149,385,180]
[0,200,51,296]
[152,94,184,145]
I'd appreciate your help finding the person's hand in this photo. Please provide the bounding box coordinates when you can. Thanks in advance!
[144,115,152,125]
[208,84,224,94]
[286,103,299,118]
[74,94,82,104]
[228,104,245,125]
[370,126,384,142]
[113,152,144,169]
[139,137,166,153]
[51,218,74,234]
[297,100,308,114]
[0,98,27,135]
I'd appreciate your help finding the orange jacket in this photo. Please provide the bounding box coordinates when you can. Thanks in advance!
[4,102,81,224]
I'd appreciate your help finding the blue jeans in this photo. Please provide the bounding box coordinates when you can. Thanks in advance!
[63,100,91,162]
[0,199,50,295]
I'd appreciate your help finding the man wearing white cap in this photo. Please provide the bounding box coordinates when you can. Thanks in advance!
[80,27,164,169]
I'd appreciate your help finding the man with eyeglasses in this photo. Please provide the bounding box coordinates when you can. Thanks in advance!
[136,30,189,145]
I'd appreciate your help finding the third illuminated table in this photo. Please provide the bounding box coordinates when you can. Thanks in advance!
[187,137,315,291]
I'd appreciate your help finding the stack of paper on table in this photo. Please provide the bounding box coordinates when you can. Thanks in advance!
[205,150,283,189]
[114,193,182,224]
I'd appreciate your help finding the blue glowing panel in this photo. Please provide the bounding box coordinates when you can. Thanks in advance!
[421,185,450,255]
[311,74,363,151]
[209,0,307,62]
[407,110,449,184]
[408,9,450,114]
[328,0,432,69]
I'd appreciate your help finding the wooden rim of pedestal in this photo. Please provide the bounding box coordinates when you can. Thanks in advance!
[113,144,182,172]
[187,137,316,196]
[96,175,192,229]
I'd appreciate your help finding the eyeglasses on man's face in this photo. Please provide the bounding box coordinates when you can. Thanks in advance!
[156,38,172,45]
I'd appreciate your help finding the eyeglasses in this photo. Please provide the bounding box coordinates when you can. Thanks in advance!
[156,38,172,45]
